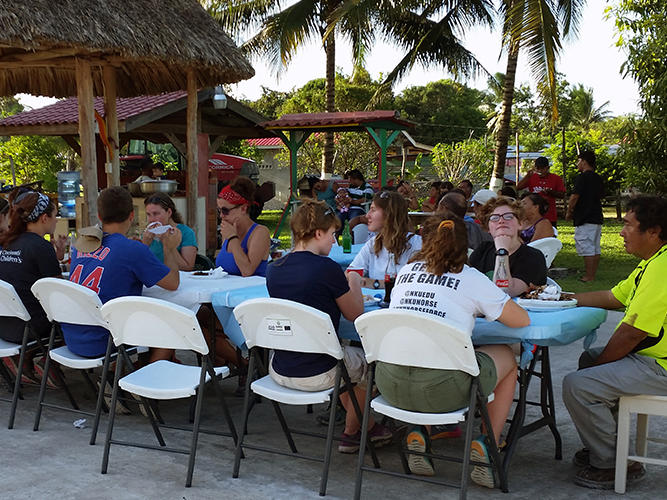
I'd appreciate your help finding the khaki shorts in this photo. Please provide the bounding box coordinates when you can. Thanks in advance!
[574,223,602,256]
[269,345,368,392]
[375,351,497,413]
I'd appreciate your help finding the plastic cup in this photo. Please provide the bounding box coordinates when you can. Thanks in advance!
[347,267,364,276]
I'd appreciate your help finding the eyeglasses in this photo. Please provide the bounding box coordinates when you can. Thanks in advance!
[217,205,242,217]
[488,212,517,222]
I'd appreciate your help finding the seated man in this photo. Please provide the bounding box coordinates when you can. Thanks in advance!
[62,186,180,363]
[563,195,667,489]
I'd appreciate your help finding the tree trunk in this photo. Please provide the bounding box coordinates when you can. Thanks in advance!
[491,44,519,191]
[322,32,335,176]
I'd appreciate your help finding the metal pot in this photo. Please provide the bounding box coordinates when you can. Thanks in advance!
[140,179,178,195]
[126,182,143,197]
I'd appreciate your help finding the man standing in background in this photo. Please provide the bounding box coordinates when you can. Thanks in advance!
[566,151,604,282]
[516,156,565,226]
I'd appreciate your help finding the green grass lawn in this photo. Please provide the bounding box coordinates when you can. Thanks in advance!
[258,208,640,293]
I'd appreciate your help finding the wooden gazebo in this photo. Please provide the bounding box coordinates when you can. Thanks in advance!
[0,0,254,229]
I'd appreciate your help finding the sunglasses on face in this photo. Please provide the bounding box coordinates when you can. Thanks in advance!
[217,205,242,217]
[488,212,517,222]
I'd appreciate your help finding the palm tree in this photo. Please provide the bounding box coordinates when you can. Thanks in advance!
[489,0,585,190]
[568,84,611,132]
[205,0,376,175]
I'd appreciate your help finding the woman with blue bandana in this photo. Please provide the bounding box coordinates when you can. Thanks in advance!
[0,189,65,384]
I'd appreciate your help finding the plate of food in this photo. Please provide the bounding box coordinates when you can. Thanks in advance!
[363,294,381,308]
[517,285,577,311]
[186,268,228,279]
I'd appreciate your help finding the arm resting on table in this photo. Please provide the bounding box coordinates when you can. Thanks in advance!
[497,299,530,328]
[573,290,623,309]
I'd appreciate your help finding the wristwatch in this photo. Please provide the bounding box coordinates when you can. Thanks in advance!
[373,280,380,289]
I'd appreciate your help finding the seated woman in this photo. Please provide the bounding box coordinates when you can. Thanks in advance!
[348,191,422,289]
[470,196,547,297]
[380,212,530,486]
[215,177,270,277]
[142,192,197,271]
[421,181,441,213]
[200,178,271,391]
[267,200,391,452]
[520,193,555,243]
[0,189,65,383]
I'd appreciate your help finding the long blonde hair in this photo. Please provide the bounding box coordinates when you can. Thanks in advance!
[372,191,412,259]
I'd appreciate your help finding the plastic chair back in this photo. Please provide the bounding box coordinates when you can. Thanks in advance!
[352,224,368,244]
[31,278,107,328]
[528,237,562,267]
[193,254,215,271]
[100,296,209,355]
[355,309,479,376]
[0,279,31,321]
[233,298,343,360]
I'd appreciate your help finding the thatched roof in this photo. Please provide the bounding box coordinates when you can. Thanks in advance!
[0,0,254,98]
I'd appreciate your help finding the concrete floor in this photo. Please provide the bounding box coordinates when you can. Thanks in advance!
[2,309,667,500]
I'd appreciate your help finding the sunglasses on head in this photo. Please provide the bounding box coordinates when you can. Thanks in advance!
[379,191,390,199]
[217,205,242,217]
[488,212,517,222]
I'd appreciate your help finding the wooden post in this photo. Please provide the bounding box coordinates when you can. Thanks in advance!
[186,69,199,232]
[103,66,120,187]
[75,57,99,226]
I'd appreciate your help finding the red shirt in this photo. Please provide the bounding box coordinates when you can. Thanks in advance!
[526,173,565,223]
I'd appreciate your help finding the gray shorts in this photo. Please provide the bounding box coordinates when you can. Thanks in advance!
[375,351,497,413]
[574,223,602,256]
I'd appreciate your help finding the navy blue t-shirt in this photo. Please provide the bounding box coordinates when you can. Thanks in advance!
[62,233,170,357]
[266,251,349,377]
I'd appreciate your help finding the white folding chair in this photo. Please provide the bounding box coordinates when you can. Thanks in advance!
[30,278,147,444]
[353,309,508,500]
[99,296,238,487]
[0,279,50,429]
[615,394,667,493]
[232,297,372,496]
[528,237,562,267]
[352,223,369,244]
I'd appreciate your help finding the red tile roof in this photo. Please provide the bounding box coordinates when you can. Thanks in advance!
[246,137,283,147]
[0,91,187,127]
[260,110,412,129]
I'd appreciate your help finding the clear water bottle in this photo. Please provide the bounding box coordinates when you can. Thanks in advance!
[57,171,80,218]
[384,252,397,304]
[493,248,511,293]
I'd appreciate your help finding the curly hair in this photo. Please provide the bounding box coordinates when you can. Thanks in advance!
[290,199,341,244]
[371,191,412,259]
[626,196,667,241]
[409,212,468,275]
[0,188,56,248]
[144,192,184,224]
[479,196,525,232]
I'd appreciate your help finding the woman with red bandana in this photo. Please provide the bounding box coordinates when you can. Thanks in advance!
[215,177,270,277]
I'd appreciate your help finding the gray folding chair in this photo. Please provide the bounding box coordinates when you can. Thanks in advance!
[232,297,378,496]
[30,278,147,444]
[100,296,238,487]
[0,279,49,429]
[353,309,508,500]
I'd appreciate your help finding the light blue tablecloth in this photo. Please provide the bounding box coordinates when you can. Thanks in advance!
[213,282,608,361]
[327,243,365,269]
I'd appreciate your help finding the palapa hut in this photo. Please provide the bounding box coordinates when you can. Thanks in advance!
[0,0,254,228]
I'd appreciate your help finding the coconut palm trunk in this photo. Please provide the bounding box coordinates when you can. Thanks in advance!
[323,32,335,176]
[491,44,519,191]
